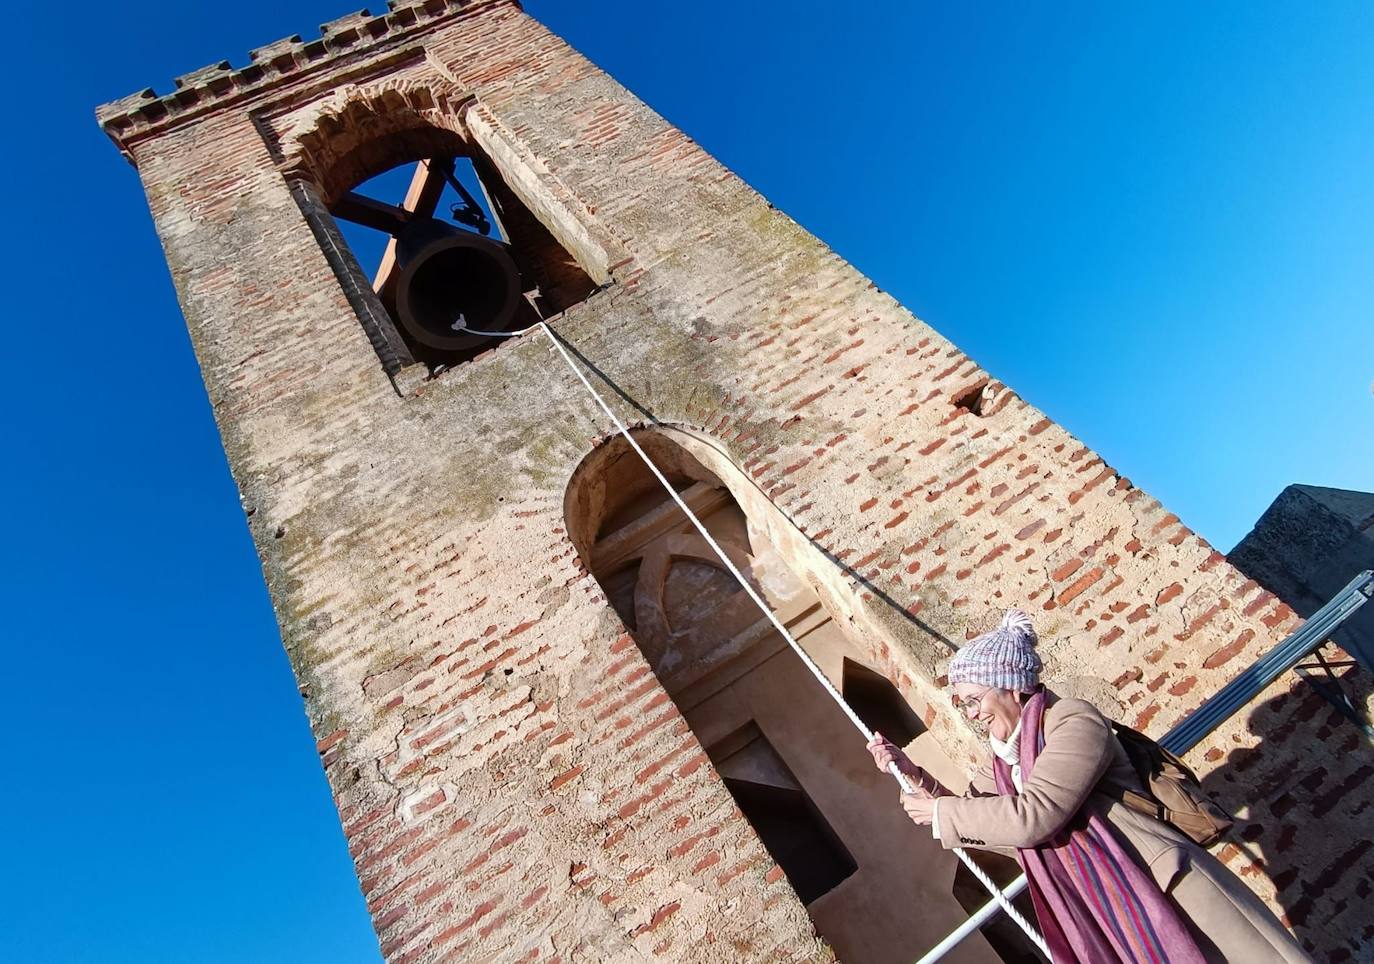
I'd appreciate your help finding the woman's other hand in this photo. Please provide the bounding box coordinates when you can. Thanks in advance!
[900,792,937,826]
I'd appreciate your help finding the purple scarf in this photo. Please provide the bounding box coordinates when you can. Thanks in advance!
[995,692,1206,964]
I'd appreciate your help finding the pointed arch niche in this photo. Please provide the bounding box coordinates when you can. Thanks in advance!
[565,427,1003,964]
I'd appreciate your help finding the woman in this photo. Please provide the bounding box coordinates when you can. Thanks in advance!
[867,609,1309,964]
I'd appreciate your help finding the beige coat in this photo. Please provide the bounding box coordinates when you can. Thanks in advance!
[936,693,1310,963]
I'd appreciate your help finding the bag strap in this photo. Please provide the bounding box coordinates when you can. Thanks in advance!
[1097,723,1171,821]
[1096,775,1169,823]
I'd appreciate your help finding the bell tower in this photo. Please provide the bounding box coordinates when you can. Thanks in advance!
[99,2,1368,960]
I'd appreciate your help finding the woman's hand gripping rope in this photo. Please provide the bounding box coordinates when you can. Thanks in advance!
[867,732,942,826]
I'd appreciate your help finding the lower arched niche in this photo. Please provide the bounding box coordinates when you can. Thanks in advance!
[565,427,1015,964]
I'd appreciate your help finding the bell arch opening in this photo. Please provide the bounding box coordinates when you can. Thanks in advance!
[283,86,599,376]
[565,427,1005,964]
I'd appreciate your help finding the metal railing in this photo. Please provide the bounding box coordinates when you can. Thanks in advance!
[1163,569,1373,755]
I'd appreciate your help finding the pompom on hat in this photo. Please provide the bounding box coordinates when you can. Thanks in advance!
[947,609,1042,693]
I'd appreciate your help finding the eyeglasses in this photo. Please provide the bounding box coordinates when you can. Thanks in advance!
[951,690,988,715]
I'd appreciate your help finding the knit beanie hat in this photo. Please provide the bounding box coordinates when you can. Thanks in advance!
[947,609,1042,692]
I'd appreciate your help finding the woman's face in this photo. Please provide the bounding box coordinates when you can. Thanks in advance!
[952,683,1024,741]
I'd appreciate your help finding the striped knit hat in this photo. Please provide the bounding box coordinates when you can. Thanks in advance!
[947,609,1042,693]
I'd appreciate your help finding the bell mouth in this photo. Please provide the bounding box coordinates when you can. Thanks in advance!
[394,225,521,351]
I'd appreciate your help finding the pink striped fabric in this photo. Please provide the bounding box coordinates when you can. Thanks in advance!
[994,692,1207,964]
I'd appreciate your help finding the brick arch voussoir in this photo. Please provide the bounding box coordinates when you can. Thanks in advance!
[280,77,475,203]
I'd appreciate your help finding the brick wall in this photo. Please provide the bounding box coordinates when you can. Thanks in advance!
[100,2,1372,960]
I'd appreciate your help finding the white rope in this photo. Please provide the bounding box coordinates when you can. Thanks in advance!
[505,320,1050,961]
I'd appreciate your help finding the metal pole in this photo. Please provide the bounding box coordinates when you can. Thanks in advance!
[914,876,1031,964]
[1161,570,1373,756]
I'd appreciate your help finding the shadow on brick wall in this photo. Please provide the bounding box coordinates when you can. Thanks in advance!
[1198,666,1374,962]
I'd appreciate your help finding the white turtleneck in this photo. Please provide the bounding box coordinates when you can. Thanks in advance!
[989,716,1025,792]
[932,717,1023,840]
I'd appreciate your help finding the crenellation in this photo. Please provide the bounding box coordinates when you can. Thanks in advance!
[320,10,378,40]
[93,87,156,127]
[95,0,513,157]
[173,60,233,89]
[249,34,305,63]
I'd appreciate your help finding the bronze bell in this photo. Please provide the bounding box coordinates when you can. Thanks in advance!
[392,217,522,351]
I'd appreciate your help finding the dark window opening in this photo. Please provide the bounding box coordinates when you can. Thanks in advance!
[711,723,856,904]
[601,561,641,632]
[842,659,926,746]
[952,379,989,416]
[330,154,597,372]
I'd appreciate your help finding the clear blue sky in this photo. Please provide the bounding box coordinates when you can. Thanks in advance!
[4,2,1371,961]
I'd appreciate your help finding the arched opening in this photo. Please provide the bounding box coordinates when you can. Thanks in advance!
[284,85,598,375]
[566,428,1004,964]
